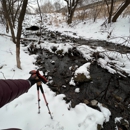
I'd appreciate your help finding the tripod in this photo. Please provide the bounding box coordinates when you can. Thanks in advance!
[37,82,53,119]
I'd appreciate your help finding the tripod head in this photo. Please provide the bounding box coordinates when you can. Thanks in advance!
[29,69,47,84]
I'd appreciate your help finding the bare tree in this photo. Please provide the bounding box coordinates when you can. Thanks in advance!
[54,1,61,11]
[16,0,28,69]
[2,0,16,42]
[78,0,85,7]
[40,1,54,13]
[112,0,130,22]
[2,0,23,30]
[1,0,28,69]
[104,0,114,23]
[64,0,80,24]
[91,0,103,22]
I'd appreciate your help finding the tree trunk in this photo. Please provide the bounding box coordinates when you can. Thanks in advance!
[16,0,28,69]
[108,0,114,23]
[1,0,16,43]
[65,0,79,24]
[112,0,130,22]
[67,10,74,24]
[16,46,21,69]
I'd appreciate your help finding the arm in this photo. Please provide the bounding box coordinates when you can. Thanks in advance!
[0,70,47,108]
[0,79,30,108]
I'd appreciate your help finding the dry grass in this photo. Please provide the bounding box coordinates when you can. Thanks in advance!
[47,0,130,26]
[73,0,130,22]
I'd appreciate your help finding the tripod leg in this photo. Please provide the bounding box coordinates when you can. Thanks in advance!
[37,85,40,114]
[39,85,53,119]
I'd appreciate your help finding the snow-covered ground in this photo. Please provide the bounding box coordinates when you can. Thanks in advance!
[0,36,110,130]
[49,16,130,47]
[0,13,130,130]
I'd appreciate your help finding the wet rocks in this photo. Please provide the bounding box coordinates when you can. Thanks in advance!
[74,73,91,82]
[74,62,91,83]
[84,99,89,105]
[90,100,98,106]
[56,49,63,55]
[50,60,55,65]
[50,32,57,39]
[115,118,129,130]
[51,46,57,52]
[97,124,102,130]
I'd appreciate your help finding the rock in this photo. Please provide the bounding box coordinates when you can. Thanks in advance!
[50,60,55,65]
[62,37,66,42]
[53,40,57,43]
[50,32,56,38]
[74,73,91,83]
[68,48,72,56]
[48,80,54,86]
[84,99,89,105]
[73,33,77,35]
[36,60,42,65]
[69,65,78,72]
[90,100,98,106]
[72,47,81,56]
[116,118,129,130]
[62,85,66,88]
[51,46,57,52]
[48,38,51,40]
[56,49,63,55]
[97,124,102,130]
[112,94,123,102]
[63,97,71,103]
[120,119,129,129]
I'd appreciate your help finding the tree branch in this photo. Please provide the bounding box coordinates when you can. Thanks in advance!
[0,71,6,79]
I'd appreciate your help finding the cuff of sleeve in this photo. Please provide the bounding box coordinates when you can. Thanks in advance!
[27,80,31,86]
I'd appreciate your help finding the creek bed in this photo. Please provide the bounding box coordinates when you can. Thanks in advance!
[30,48,130,130]
[23,27,130,130]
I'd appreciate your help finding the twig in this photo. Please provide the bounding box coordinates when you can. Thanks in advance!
[126,53,130,61]
[0,71,6,79]
[0,33,12,38]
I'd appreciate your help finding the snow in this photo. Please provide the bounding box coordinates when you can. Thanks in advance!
[98,103,111,122]
[75,62,91,79]
[44,14,130,47]
[0,34,107,130]
[69,77,76,86]
[0,36,108,129]
[0,11,130,130]
[75,88,80,93]
[115,117,123,123]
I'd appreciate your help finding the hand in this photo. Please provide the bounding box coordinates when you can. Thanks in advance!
[28,70,47,86]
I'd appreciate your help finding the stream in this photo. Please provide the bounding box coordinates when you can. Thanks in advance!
[22,26,130,130]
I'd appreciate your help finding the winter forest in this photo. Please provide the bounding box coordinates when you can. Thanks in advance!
[0,0,130,130]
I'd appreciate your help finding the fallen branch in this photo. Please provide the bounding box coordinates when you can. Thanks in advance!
[0,33,12,38]
[0,33,42,42]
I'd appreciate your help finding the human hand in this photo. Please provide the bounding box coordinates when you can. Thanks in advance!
[28,70,47,86]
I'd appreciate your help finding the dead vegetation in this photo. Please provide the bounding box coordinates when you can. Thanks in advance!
[73,0,130,22]
[45,0,130,26]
